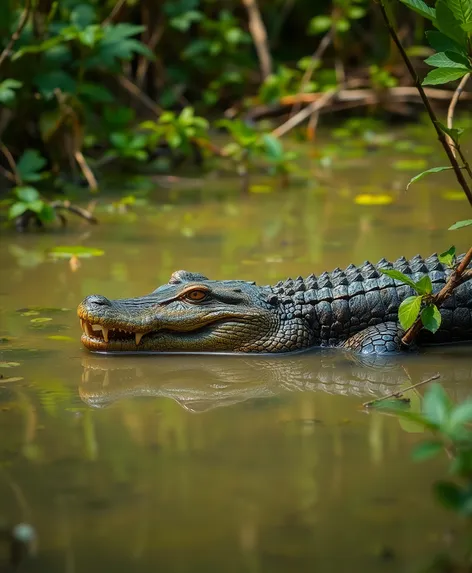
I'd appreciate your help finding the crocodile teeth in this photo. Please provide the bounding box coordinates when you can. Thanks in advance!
[101,327,109,342]
[135,332,144,346]
[84,322,93,337]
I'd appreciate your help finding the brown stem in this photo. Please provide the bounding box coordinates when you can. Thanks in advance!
[446,72,470,161]
[363,373,440,408]
[0,0,32,70]
[0,142,21,184]
[271,88,337,138]
[402,249,472,346]
[102,0,127,25]
[377,0,472,207]
[241,0,272,81]
[117,74,161,116]
[50,200,98,224]
[74,150,98,192]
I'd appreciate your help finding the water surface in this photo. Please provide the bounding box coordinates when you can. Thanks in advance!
[1,137,471,572]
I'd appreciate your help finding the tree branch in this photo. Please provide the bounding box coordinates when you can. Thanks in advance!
[0,0,32,70]
[242,0,272,81]
[402,249,472,346]
[377,0,472,207]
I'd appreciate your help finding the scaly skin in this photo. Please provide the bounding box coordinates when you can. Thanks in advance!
[77,254,472,355]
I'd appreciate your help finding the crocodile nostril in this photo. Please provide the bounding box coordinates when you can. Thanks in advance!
[84,295,112,307]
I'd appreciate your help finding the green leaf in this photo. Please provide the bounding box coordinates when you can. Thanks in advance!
[379,269,418,290]
[449,399,472,430]
[412,440,443,461]
[407,166,454,189]
[434,481,463,510]
[0,79,23,105]
[426,30,466,53]
[423,383,451,426]
[398,296,422,329]
[262,134,284,161]
[15,186,40,202]
[438,245,456,265]
[78,83,114,103]
[436,121,464,144]
[38,204,56,223]
[70,4,96,28]
[34,70,77,98]
[435,0,468,47]
[421,304,442,333]
[422,67,469,85]
[16,151,47,182]
[447,0,472,25]
[424,51,471,69]
[399,0,436,21]
[8,202,29,219]
[48,246,105,259]
[416,275,433,295]
[449,219,472,230]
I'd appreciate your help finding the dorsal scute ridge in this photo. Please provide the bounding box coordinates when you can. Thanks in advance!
[267,254,452,299]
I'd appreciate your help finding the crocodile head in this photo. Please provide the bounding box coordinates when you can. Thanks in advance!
[77,270,314,354]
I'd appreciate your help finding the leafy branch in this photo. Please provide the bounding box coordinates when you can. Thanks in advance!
[377,0,472,207]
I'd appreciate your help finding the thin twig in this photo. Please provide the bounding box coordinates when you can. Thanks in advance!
[446,72,470,159]
[363,373,440,408]
[271,88,337,138]
[377,0,472,207]
[242,0,272,81]
[0,0,32,70]
[136,23,164,89]
[102,0,127,26]
[290,30,333,119]
[74,150,98,192]
[50,200,98,224]
[117,74,161,116]
[0,141,21,184]
[402,250,472,346]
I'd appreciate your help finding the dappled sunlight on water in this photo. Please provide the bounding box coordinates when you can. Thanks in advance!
[0,147,471,571]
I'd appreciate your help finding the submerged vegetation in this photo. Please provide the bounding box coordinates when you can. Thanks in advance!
[0,0,471,228]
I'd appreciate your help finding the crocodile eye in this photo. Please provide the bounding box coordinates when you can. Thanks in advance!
[185,289,208,302]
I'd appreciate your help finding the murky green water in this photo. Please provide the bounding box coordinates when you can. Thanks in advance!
[1,134,472,572]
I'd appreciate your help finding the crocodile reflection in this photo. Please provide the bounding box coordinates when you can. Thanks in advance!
[79,349,472,412]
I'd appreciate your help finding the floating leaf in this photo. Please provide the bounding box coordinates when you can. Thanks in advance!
[249,184,273,193]
[421,304,442,333]
[398,295,422,329]
[47,335,74,342]
[0,362,20,368]
[0,377,24,384]
[442,190,468,201]
[49,246,105,259]
[393,159,427,170]
[30,317,52,323]
[354,194,393,205]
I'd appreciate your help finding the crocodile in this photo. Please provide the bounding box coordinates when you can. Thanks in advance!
[77,253,472,355]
